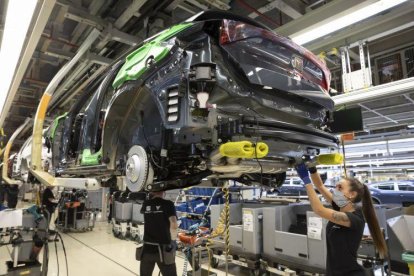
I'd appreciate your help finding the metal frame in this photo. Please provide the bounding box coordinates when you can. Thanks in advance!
[29,29,101,189]
[332,77,414,106]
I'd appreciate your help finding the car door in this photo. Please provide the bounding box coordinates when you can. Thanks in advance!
[375,183,400,204]
[397,183,414,206]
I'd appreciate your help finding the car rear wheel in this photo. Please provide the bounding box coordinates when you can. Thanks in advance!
[372,198,380,205]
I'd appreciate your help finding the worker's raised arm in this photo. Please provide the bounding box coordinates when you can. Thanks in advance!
[309,167,333,204]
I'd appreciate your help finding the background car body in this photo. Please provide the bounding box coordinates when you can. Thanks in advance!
[368,181,414,206]
[276,177,306,196]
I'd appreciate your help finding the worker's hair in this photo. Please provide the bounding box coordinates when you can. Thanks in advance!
[345,177,388,258]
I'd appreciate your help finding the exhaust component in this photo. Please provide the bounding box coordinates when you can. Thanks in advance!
[210,159,288,176]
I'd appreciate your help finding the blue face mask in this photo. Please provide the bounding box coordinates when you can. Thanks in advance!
[332,189,351,208]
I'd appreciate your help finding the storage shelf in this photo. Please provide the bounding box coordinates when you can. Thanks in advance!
[177,211,204,217]
[184,194,213,198]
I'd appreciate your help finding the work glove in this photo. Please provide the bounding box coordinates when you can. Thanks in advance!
[295,163,311,185]
[307,164,317,174]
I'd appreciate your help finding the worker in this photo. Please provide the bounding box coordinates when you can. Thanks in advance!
[295,163,387,276]
[41,186,58,228]
[139,191,178,276]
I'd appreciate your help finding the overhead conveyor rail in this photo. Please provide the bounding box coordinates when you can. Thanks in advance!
[332,77,414,106]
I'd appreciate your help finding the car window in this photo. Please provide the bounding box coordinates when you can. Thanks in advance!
[398,185,414,191]
[377,184,394,190]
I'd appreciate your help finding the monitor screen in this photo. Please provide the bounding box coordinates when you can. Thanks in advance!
[329,107,363,134]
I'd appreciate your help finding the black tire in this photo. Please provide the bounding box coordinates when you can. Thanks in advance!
[372,198,380,205]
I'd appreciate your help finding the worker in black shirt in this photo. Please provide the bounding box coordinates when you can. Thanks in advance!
[42,186,58,228]
[295,163,387,276]
[140,191,178,276]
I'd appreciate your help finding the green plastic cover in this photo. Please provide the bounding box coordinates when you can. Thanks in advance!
[112,23,193,89]
[50,112,68,140]
[80,148,102,166]
[402,252,414,263]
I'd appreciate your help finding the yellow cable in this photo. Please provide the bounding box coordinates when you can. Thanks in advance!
[206,185,231,274]
[36,187,41,206]
[224,186,230,275]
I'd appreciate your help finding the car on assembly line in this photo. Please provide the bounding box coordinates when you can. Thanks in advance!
[10,11,338,192]
[277,177,306,196]
[368,181,414,206]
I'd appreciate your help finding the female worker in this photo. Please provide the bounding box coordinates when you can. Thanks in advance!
[295,163,387,276]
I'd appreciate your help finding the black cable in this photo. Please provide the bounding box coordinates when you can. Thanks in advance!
[253,117,264,188]
[140,111,162,169]
[57,232,69,276]
[54,236,60,276]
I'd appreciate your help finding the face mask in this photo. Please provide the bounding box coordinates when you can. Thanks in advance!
[332,189,351,208]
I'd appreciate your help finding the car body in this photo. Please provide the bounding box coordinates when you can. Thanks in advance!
[11,11,337,192]
[368,181,414,206]
[275,177,306,196]
[12,133,52,183]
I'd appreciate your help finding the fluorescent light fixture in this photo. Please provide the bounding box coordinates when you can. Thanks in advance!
[388,138,414,144]
[345,141,385,148]
[291,0,408,45]
[0,0,38,115]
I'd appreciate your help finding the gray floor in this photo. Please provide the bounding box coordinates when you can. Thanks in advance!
[1,222,252,276]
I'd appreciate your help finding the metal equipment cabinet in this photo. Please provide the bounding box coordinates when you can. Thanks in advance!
[262,204,328,274]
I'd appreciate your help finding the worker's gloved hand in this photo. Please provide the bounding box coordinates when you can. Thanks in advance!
[295,163,311,185]
[307,164,317,174]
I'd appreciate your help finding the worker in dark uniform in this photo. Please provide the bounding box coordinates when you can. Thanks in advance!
[295,163,387,276]
[140,191,178,276]
[42,186,58,228]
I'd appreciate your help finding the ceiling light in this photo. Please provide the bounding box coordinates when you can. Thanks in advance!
[290,0,408,45]
[345,141,386,148]
[0,0,38,115]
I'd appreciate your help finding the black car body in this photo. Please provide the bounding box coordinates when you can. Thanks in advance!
[16,11,337,192]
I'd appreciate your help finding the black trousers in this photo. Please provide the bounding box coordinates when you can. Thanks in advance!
[140,251,177,276]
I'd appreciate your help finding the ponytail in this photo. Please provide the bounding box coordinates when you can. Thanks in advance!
[361,184,388,259]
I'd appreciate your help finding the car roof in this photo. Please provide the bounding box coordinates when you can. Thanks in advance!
[370,181,413,185]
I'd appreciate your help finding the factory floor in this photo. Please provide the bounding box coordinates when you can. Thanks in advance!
[1,221,252,276]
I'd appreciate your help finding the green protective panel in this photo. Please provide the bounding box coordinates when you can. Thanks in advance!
[402,252,414,262]
[112,22,193,89]
[50,112,68,140]
[80,148,102,166]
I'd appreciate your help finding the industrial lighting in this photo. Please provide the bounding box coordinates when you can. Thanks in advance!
[345,141,386,148]
[0,0,38,114]
[388,138,414,144]
[291,0,408,45]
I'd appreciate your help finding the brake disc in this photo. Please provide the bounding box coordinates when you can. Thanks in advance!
[125,145,153,192]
